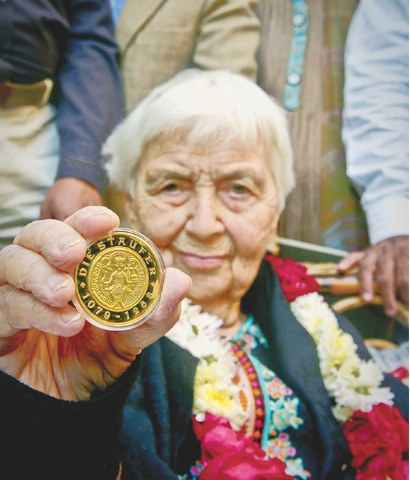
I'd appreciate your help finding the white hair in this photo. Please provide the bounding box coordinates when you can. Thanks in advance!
[104,69,294,211]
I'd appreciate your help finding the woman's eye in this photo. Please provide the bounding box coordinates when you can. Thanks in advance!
[161,182,180,193]
[230,184,250,196]
[158,182,190,204]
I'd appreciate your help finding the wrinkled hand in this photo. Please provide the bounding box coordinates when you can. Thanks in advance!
[338,236,409,316]
[40,177,103,220]
[0,207,191,400]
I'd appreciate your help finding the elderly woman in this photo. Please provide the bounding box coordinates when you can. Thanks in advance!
[0,71,407,480]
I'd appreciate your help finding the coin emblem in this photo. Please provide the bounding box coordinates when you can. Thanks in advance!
[74,229,164,330]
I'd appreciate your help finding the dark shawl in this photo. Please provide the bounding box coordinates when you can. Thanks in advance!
[121,261,408,479]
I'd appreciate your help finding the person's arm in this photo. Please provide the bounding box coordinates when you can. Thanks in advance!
[340,0,409,314]
[342,0,409,245]
[121,349,180,480]
[43,0,125,220]
[0,207,190,479]
[193,0,260,81]
[0,357,140,480]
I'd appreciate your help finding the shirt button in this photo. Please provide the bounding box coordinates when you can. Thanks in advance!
[293,13,306,27]
[288,73,301,86]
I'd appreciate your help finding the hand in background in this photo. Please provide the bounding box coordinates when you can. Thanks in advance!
[40,177,103,220]
[0,206,191,400]
[339,235,409,316]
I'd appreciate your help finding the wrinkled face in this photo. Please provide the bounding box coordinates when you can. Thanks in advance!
[130,139,279,306]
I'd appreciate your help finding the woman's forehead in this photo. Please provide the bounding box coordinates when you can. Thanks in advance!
[140,141,270,176]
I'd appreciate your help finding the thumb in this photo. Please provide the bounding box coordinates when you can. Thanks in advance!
[115,267,191,353]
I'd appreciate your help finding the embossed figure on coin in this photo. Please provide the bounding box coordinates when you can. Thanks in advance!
[74,229,164,330]
[90,251,147,311]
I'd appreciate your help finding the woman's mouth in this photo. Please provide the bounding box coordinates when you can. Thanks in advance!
[178,251,226,271]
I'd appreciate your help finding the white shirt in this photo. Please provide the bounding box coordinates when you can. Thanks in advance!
[343,0,409,244]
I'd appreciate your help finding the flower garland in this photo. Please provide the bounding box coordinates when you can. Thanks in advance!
[167,299,247,430]
[290,292,394,422]
[267,255,409,480]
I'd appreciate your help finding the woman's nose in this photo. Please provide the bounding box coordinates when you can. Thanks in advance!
[185,191,224,239]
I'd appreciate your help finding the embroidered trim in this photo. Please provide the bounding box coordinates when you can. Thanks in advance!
[283,0,310,111]
[231,344,265,441]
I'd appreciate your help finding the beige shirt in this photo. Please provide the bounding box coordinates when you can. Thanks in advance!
[116,0,260,112]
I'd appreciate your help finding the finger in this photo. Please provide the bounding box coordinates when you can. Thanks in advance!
[359,249,377,302]
[64,206,120,241]
[14,206,119,273]
[14,219,88,272]
[115,268,192,355]
[0,285,84,338]
[0,245,74,308]
[148,267,192,330]
[338,252,364,272]
[375,249,397,316]
[51,204,75,222]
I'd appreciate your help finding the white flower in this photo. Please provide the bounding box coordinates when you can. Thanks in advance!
[194,356,247,429]
[332,383,393,419]
[194,382,246,430]
[167,299,227,358]
[351,360,384,389]
[291,292,338,341]
[318,328,358,376]
[286,458,311,479]
[332,404,354,423]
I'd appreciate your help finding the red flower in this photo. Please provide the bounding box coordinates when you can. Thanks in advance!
[391,367,409,382]
[343,403,409,480]
[265,255,319,302]
[193,414,293,480]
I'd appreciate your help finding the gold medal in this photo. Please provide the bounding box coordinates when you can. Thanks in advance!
[74,229,164,331]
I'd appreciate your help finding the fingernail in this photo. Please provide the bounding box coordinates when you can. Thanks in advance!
[363,293,372,302]
[48,274,71,291]
[83,208,114,220]
[59,237,83,253]
[63,313,82,326]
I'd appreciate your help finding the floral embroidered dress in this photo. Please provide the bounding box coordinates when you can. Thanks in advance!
[229,316,314,479]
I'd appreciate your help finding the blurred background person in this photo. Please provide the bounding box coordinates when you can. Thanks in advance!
[256,0,368,252]
[0,0,124,248]
[340,0,409,317]
[111,0,260,113]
